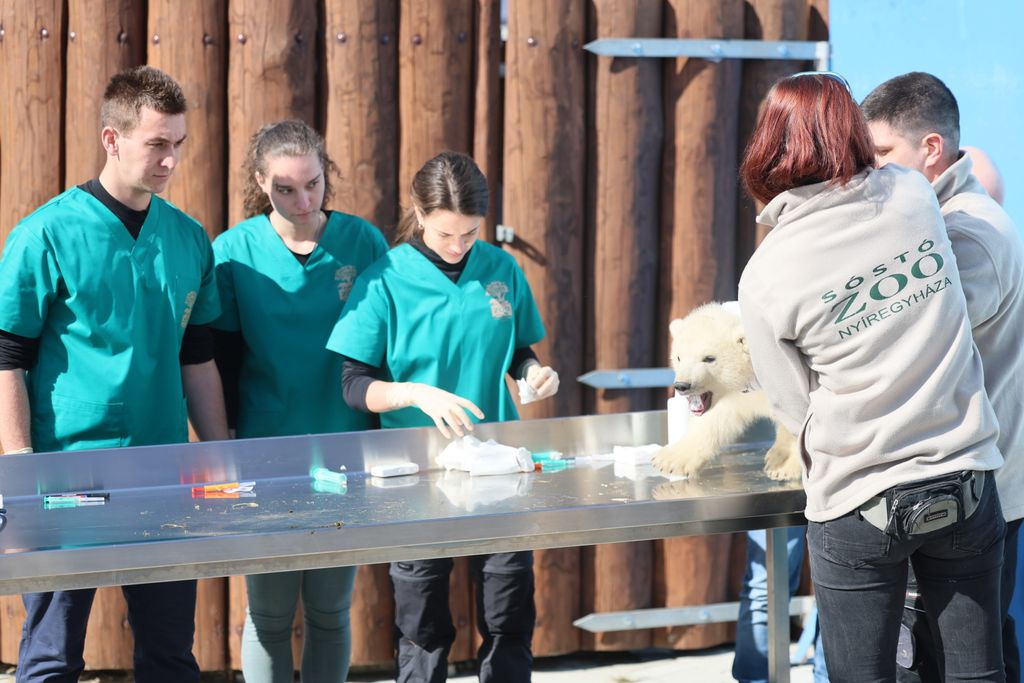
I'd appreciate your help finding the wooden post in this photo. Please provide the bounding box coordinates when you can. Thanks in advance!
[226,0,318,226]
[657,0,744,650]
[147,6,232,669]
[227,575,245,669]
[586,1,664,419]
[0,0,63,654]
[349,565,395,667]
[0,0,64,243]
[82,590,133,669]
[472,0,502,242]
[449,558,474,662]
[809,0,830,42]
[63,0,144,188]
[323,0,399,240]
[580,0,664,652]
[735,0,810,271]
[192,579,228,672]
[503,4,586,423]
[397,0,474,192]
[0,597,25,664]
[660,0,743,319]
[504,0,587,656]
[149,0,228,240]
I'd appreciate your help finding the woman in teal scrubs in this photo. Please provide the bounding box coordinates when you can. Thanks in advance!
[212,120,387,683]
[328,151,559,682]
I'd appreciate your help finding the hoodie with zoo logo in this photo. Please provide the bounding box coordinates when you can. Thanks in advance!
[738,164,1001,523]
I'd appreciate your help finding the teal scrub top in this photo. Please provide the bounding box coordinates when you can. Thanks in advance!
[0,187,220,452]
[212,211,388,438]
[327,241,546,429]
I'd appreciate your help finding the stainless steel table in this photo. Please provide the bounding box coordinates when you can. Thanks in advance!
[0,410,806,682]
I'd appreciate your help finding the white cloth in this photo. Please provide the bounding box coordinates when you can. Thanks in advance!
[436,436,534,476]
[516,378,539,405]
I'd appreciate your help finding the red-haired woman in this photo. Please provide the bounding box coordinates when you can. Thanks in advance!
[737,72,1006,681]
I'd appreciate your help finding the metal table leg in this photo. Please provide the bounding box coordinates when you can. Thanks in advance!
[767,526,791,683]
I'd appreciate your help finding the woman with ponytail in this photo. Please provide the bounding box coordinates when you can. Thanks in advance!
[211,119,388,683]
[328,151,558,682]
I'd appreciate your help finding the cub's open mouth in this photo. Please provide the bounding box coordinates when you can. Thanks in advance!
[687,391,713,417]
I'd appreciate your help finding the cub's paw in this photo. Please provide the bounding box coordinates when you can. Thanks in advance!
[764,446,802,481]
[653,443,711,478]
[764,441,789,472]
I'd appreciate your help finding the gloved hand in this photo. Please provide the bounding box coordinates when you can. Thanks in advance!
[525,363,559,401]
[409,384,485,439]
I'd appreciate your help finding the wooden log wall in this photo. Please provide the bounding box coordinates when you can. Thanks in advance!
[398,0,474,192]
[323,0,399,240]
[226,0,317,226]
[735,0,811,269]
[504,0,587,656]
[581,0,663,652]
[149,0,228,240]
[658,0,744,651]
[472,0,503,241]
[0,0,63,244]
[0,0,828,673]
[63,1,144,187]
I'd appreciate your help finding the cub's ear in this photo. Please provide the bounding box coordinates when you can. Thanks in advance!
[735,330,748,351]
[669,318,686,340]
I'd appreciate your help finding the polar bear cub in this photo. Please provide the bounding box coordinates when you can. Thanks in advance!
[651,302,802,481]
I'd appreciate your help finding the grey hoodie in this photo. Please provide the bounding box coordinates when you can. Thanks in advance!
[738,164,1001,522]
[936,151,1024,522]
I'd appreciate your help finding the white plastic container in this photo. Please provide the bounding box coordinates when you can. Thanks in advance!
[667,391,689,445]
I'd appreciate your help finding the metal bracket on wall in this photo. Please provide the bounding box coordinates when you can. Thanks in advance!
[577,368,674,389]
[584,38,831,71]
[495,224,515,243]
[574,595,816,632]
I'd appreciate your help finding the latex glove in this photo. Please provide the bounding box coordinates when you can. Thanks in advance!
[408,384,485,439]
[525,364,559,401]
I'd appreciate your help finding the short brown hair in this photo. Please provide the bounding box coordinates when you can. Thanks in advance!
[101,66,187,134]
[861,72,960,164]
[740,73,875,205]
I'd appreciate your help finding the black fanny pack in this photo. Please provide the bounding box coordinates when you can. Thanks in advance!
[859,470,984,537]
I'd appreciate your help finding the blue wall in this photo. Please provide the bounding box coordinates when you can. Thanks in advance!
[830,0,1024,232]
[832,0,1024,655]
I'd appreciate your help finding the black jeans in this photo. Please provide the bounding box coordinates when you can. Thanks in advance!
[808,471,1006,683]
[897,518,1022,683]
[17,581,199,683]
[390,552,535,683]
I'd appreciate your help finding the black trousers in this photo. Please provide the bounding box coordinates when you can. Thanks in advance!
[897,517,1022,683]
[390,552,535,683]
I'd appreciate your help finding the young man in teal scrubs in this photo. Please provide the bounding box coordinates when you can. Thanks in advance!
[0,66,228,683]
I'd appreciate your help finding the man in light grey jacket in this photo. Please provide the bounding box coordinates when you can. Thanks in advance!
[864,71,1024,683]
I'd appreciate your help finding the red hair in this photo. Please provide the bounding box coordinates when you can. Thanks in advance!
[740,74,875,205]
